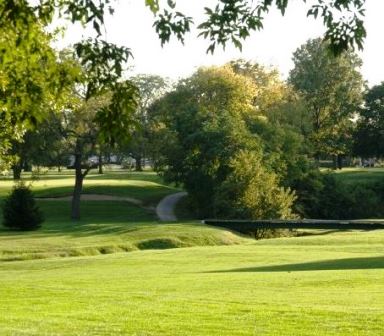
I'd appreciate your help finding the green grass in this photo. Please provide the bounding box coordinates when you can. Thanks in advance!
[332,167,384,185]
[0,170,179,204]
[0,231,383,335]
[1,169,384,334]
[0,171,246,261]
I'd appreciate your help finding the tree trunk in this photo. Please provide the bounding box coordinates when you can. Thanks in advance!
[23,161,32,172]
[332,155,338,170]
[71,147,84,220]
[337,155,343,170]
[98,151,103,174]
[12,164,22,180]
[135,156,142,171]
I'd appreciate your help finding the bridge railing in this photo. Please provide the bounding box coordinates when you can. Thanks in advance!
[202,219,384,233]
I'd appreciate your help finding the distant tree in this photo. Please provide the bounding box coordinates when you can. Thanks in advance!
[289,38,364,166]
[354,83,384,158]
[123,74,170,171]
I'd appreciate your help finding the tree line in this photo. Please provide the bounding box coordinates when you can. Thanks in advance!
[5,37,384,222]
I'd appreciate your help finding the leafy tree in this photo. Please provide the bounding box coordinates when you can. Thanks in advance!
[153,65,258,217]
[0,22,65,165]
[50,47,139,220]
[0,0,368,167]
[122,74,170,171]
[354,83,384,158]
[289,38,364,165]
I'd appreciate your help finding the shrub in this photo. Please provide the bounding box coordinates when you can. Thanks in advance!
[2,184,44,230]
[293,172,384,219]
[214,150,297,220]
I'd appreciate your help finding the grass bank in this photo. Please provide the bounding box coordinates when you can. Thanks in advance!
[0,230,383,335]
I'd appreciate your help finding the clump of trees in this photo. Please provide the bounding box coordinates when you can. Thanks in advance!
[151,63,309,219]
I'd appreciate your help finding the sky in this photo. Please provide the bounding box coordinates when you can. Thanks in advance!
[58,0,384,86]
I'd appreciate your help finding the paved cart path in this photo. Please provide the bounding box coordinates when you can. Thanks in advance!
[155,192,187,221]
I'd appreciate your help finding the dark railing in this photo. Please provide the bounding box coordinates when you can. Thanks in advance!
[202,219,384,233]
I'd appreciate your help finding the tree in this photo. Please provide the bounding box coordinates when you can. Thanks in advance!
[153,64,305,219]
[354,83,384,158]
[61,80,137,220]
[0,0,368,164]
[289,38,364,166]
[2,184,44,231]
[153,65,259,217]
[123,74,170,171]
[0,21,66,167]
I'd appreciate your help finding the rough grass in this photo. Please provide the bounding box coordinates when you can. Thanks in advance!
[0,230,383,335]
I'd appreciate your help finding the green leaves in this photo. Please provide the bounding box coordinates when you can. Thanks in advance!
[74,39,132,99]
[153,10,193,46]
[149,0,367,55]
[198,0,263,54]
[95,81,139,146]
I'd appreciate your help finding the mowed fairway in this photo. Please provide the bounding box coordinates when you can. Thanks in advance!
[0,170,383,335]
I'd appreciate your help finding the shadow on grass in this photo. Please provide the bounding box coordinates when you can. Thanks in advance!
[0,200,156,238]
[33,184,179,204]
[209,256,384,273]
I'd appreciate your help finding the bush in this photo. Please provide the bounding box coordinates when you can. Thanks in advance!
[214,150,297,220]
[2,184,44,230]
[293,172,384,219]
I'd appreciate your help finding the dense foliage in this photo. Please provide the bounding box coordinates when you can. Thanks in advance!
[153,64,309,219]
[354,83,384,158]
[289,38,364,163]
[2,184,44,231]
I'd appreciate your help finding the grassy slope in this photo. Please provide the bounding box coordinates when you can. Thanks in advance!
[0,169,383,335]
[0,171,247,261]
[0,231,383,335]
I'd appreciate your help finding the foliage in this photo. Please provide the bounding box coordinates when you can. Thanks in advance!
[293,172,384,219]
[149,0,366,55]
[153,65,259,217]
[118,74,170,170]
[289,38,364,158]
[2,183,44,231]
[214,150,297,220]
[354,83,384,158]
[153,64,309,219]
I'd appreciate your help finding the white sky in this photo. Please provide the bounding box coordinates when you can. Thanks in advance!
[58,0,384,86]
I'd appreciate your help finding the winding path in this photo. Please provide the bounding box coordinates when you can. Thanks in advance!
[155,192,187,222]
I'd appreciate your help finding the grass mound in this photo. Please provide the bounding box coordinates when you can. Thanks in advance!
[136,237,186,250]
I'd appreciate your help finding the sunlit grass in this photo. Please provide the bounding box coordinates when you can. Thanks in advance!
[0,231,383,335]
[0,170,384,335]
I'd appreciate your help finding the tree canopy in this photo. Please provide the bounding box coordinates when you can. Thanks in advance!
[354,83,384,158]
[289,38,364,160]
